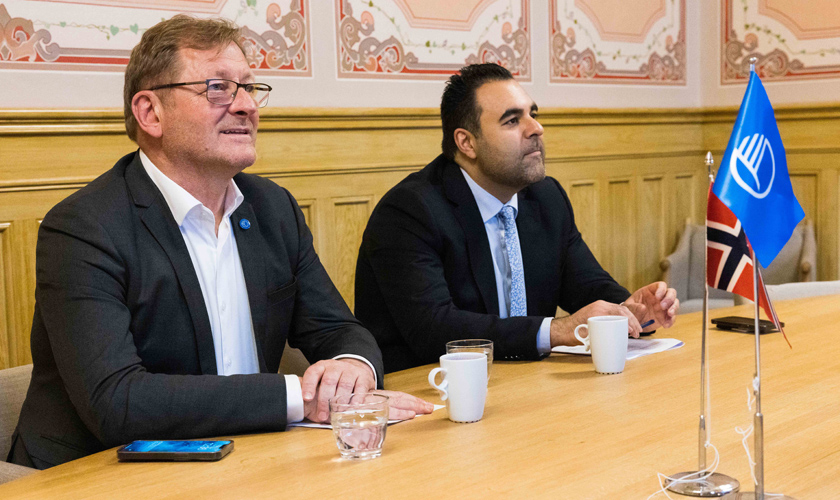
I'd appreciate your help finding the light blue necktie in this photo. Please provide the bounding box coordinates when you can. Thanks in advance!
[498,205,526,317]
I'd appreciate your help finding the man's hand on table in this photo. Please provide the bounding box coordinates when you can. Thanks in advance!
[372,390,435,421]
[622,281,679,332]
[547,282,679,348]
[302,359,375,422]
[549,300,643,347]
[301,359,434,423]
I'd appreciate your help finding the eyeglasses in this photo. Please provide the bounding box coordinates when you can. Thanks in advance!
[148,78,272,108]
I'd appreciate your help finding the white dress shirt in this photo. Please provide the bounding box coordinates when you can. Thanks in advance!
[140,151,377,423]
[460,169,553,354]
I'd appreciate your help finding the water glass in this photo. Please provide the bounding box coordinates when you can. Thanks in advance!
[446,339,493,381]
[329,393,389,460]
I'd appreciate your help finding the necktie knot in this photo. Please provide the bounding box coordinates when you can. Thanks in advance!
[499,205,515,222]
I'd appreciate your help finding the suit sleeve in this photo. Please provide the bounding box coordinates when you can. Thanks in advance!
[361,188,545,364]
[36,203,290,447]
[281,189,385,386]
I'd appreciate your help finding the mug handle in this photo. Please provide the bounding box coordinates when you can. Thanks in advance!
[428,367,449,401]
[574,324,591,352]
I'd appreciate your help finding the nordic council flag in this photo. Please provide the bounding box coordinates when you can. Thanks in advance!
[712,71,805,267]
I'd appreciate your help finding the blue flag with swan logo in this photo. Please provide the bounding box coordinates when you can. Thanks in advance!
[712,71,805,267]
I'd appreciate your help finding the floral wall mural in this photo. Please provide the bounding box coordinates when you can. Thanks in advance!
[336,0,530,80]
[549,0,686,84]
[722,0,840,83]
[0,1,310,75]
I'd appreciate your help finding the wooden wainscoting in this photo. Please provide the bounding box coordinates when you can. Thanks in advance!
[1,105,838,369]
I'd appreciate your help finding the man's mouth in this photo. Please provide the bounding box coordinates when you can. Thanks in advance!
[221,129,251,135]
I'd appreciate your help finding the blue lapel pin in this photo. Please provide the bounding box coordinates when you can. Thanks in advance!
[239,218,251,230]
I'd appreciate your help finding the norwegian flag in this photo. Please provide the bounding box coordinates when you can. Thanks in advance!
[707,185,787,343]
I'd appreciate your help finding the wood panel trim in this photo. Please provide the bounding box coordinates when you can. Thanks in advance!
[4,103,840,135]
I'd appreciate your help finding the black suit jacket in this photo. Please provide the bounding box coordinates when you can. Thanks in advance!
[355,155,629,373]
[11,152,383,469]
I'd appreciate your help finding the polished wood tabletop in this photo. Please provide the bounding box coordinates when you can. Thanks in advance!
[2,296,839,499]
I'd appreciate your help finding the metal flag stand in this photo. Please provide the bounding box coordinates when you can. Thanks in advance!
[664,152,740,497]
[729,56,798,500]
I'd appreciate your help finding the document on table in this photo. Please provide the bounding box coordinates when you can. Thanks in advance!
[288,404,446,429]
[551,338,684,360]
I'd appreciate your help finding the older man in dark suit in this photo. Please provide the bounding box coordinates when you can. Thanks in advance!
[9,15,430,469]
[355,64,680,373]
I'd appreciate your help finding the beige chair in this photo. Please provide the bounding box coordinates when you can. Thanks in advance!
[734,280,840,305]
[0,364,38,484]
[660,219,817,314]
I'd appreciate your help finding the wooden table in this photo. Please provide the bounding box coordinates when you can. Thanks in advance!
[2,296,839,499]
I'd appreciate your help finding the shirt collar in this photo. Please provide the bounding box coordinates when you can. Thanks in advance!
[139,150,244,226]
[460,168,518,223]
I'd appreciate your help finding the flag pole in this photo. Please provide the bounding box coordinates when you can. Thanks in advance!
[664,152,739,497]
[734,57,797,500]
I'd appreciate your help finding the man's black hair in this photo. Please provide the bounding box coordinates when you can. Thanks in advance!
[440,63,514,160]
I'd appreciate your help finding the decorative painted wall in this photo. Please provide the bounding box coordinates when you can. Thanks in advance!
[1,0,703,108]
[722,0,840,83]
[550,0,686,84]
[336,0,530,79]
[0,1,311,75]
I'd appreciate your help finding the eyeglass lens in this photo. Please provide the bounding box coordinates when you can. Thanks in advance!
[206,80,270,107]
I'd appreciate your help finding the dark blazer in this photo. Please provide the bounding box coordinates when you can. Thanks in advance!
[355,155,629,373]
[11,152,383,469]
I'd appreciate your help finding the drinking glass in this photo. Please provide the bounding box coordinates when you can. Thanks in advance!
[446,339,493,381]
[329,393,389,460]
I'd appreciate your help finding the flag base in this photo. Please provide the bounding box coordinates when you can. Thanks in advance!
[665,472,740,497]
[724,493,797,500]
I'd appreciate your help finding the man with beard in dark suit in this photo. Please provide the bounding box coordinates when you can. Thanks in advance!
[355,64,680,373]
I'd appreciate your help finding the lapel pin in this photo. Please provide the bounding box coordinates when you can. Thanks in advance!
[239,219,251,230]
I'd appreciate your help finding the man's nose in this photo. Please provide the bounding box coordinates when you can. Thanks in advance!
[525,115,544,137]
[229,87,258,115]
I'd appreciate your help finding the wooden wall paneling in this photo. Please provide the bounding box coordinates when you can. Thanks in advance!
[638,176,666,290]
[327,196,374,310]
[672,172,698,250]
[0,135,135,190]
[788,152,839,281]
[790,174,817,226]
[0,222,11,369]
[0,219,39,368]
[293,198,318,253]
[567,180,600,261]
[606,179,635,290]
[2,106,839,368]
[788,171,820,277]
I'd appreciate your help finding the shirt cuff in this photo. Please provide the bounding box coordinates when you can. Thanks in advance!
[537,317,553,355]
[284,374,304,423]
[333,354,378,388]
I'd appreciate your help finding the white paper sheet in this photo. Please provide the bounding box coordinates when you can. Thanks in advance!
[551,338,684,360]
[288,404,446,429]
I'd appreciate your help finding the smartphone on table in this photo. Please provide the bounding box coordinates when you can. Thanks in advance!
[116,440,234,462]
[711,316,783,334]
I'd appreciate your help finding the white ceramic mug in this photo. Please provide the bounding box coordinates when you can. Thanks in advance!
[428,352,487,423]
[574,315,628,374]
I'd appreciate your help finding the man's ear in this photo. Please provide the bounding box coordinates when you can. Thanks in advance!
[131,91,164,139]
[454,128,477,160]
